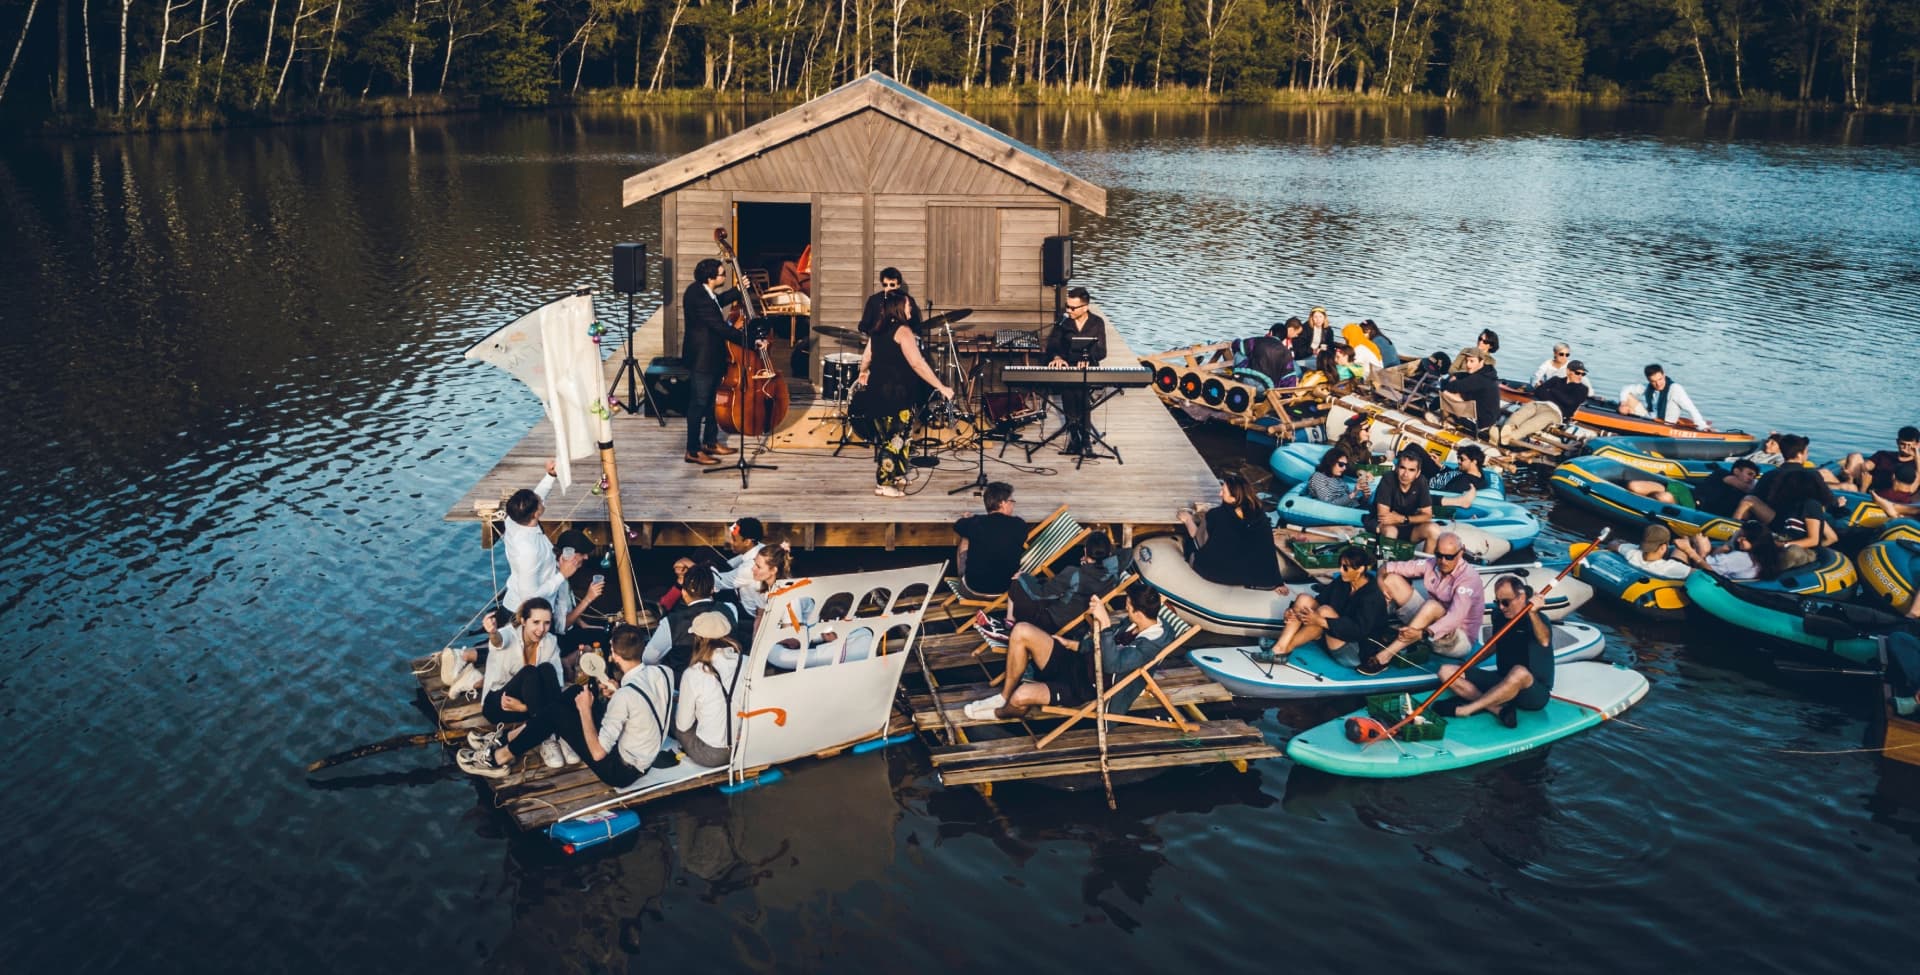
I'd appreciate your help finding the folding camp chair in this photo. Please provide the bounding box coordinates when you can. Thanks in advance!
[967,570,1141,671]
[937,504,1090,628]
[1033,608,1201,749]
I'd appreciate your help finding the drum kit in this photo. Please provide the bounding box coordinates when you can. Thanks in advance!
[808,310,1039,477]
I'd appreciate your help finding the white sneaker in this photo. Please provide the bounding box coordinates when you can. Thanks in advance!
[962,694,1006,720]
[558,739,580,765]
[437,647,465,686]
[456,747,510,779]
[446,666,482,702]
[540,739,565,769]
[467,726,506,751]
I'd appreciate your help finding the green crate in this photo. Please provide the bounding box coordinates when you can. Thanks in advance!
[1363,693,1449,741]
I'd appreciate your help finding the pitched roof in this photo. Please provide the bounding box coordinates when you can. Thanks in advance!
[620,73,1107,215]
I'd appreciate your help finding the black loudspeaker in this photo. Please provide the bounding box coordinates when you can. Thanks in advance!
[612,243,647,294]
[644,356,691,416]
[660,258,675,306]
[1042,235,1073,286]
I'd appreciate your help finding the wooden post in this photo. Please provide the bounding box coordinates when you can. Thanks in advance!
[599,440,640,625]
[1092,627,1117,810]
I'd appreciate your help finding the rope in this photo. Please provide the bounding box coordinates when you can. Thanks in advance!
[1772,741,1920,756]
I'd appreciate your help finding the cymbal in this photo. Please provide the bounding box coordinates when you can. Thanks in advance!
[920,308,974,331]
[813,324,864,342]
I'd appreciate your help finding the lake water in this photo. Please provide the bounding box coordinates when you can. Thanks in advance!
[2,104,1918,973]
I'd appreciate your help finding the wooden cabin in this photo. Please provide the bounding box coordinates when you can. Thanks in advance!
[622,72,1108,380]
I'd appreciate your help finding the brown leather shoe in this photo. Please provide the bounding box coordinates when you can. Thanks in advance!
[706,443,738,456]
[993,704,1028,721]
[684,451,720,465]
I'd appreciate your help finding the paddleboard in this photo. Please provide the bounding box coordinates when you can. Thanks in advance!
[1189,621,1605,699]
[1284,661,1649,778]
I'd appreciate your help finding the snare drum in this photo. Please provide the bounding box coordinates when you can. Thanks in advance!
[822,352,863,401]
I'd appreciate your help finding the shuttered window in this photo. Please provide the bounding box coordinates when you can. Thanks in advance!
[926,205,998,308]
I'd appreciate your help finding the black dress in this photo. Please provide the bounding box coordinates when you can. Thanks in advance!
[1193,505,1283,588]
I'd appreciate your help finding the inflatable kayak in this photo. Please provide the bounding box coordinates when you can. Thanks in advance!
[1858,532,1920,612]
[1188,621,1606,699]
[1285,661,1650,778]
[1550,456,1742,541]
[1683,549,1876,661]
[1268,442,1507,499]
[1134,536,1589,638]
[1567,543,1689,621]
[1499,380,1748,441]
[1563,451,1889,532]
[1274,481,1542,549]
[1586,435,1762,479]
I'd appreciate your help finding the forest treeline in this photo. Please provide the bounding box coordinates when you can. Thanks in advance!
[1,0,1916,127]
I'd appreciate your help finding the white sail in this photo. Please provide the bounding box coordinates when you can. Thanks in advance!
[464,291,608,490]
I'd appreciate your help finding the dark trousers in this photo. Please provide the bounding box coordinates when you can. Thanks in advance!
[482,662,565,727]
[1060,390,1091,448]
[686,371,721,454]
[501,685,646,787]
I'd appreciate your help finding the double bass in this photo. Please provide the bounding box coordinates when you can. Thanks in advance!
[711,228,792,437]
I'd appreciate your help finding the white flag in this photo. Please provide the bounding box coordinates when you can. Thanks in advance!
[465,292,610,491]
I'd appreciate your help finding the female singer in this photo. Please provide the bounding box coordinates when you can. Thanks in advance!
[857,293,954,497]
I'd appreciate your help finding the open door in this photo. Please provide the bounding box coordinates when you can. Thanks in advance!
[732,564,943,772]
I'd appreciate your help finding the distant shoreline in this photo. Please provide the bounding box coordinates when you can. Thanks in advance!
[22,85,1917,138]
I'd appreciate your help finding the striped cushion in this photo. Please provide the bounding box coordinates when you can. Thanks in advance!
[1018,515,1084,573]
[1157,607,1191,638]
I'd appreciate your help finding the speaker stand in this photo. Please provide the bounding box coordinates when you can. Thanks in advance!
[608,292,665,426]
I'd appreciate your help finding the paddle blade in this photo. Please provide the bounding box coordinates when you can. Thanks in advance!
[1345,716,1391,744]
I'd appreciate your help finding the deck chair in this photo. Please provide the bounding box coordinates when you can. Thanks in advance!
[967,570,1142,669]
[1376,362,1447,413]
[1034,607,1201,750]
[937,504,1090,627]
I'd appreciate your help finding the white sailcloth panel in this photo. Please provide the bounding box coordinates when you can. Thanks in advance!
[732,563,945,773]
[464,291,608,490]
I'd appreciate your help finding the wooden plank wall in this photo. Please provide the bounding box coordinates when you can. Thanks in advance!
[926,205,998,310]
[815,192,867,338]
[872,196,926,300]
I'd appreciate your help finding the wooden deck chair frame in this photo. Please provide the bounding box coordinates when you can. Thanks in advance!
[936,504,1088,626]
[1033,610,1202,750]
[966,571,1141,665]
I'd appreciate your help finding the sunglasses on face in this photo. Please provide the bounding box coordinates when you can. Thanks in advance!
[1066,303,1087,311]
[1436,550,1462,561]
[1570,370,1587,377]
[880,282,900,290]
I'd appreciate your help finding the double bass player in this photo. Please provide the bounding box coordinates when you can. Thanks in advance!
[683,258,769,466]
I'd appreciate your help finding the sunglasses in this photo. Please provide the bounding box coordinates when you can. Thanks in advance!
[1333,459,1349,468]
[1436,550,1462,561]
[1570,370,1587,376]
[880,281,900,290]
[1554,350,1569,357]
[1066,303,1087,311]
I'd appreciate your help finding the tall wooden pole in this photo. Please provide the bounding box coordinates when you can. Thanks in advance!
[596,436,640,626]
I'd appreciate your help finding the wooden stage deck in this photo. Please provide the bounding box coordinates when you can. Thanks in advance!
[447,313,1219,550]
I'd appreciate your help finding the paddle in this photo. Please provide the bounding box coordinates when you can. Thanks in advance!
[1344,527,1611,744]
[307,729,470,773]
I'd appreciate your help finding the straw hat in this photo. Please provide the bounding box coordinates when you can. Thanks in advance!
[691,611,733,639]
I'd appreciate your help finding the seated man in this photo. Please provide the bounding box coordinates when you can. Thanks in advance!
[1439,348,1502,439]
[1618,524,1695,581]
[1618,364,1711,429]
[1450,329,1500,373]
[1431,575,1553,729]
[714,517,768,594]
[977,532,1126,643]
[1693,459,1762,518]
[1262,546,1390,667]
[1361,533,1485,674]
[1368,453,1443,553]
[1428,446,1490,510]
[953,481,1029,596]
[1734,434,1814,526]
[1246,320,1297,387]
[962,581,1172,721]
[458,624,675,784]
[1496,360,1590,446]
[646,568,742,674]
[1847,426,1920,519]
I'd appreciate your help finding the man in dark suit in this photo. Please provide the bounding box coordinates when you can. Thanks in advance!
[857,267,920,335]
[681,258,765,465]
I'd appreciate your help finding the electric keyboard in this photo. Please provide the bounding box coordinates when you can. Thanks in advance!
[1001,365,1154,389]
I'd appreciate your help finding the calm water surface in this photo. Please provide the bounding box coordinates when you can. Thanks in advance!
[3,105,1919,973]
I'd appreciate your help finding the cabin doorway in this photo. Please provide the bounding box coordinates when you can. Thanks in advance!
[734,201,813,382]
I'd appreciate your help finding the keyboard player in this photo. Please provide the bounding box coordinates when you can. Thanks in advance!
[1044,287,1108,455]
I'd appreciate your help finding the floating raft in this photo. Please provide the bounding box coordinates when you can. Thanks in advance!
[1138,340,1342,434]
[904,628,1280,790]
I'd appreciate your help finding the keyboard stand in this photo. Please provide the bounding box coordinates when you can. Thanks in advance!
[1023,364,1123,468]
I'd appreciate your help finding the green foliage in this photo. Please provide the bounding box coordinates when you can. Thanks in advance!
[482,0,556,106]
[1508,0,1585,95]
[1449,0,1519,97]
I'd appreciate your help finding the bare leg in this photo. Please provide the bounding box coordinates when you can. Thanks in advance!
[1436,663,1483,701]
[1411,521,1442,553]
[1628,479,1676,505]
[999,623,1053,700]
[1454,667,1534,717]
[1733,495,1775,525]
[1282,598,1329,653]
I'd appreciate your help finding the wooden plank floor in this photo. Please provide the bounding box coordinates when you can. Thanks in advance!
[447,311,1219,548]
[904,665,1232,731]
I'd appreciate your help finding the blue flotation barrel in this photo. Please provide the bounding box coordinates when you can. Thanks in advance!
[1550,456,1742,540]
[1683,549,1880,661]
[1273,481,1540,548]
[548,808,641,854]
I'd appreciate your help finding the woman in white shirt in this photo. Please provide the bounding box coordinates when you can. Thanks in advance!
[1533,344,1571,386]
[736,545,794,621]
[676,613,744,768]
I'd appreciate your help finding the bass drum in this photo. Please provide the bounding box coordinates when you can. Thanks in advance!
[821,352,863,401]
[847,387,881,443]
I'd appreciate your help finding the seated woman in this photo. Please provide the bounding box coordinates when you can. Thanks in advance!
[1331,344,1366,381]
[1178,471,1287,591]
[476,598,565,735]
[1334,414,1378,467]
[1340,323,1384,374]
[980,532,1126,641]
[1305,447,1373,509]
[1669,519,1772,581]
[734,543,795,627]
[675,612,745,768]
[1299,347,1339,387]
[458,624,674,783]
[1260,546,1388,666]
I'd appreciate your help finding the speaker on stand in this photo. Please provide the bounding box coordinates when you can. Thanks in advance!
[1043,234,1073,318]
[608,243,666,425]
